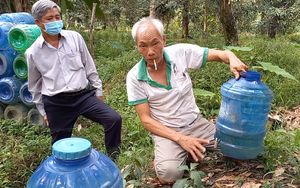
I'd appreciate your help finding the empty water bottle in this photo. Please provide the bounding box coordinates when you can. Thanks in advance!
[27,137,123,188]
[0,12,35,24]
[0,76,25,104]
[0,22,14,50]
[8,24,41,53]
[13,53,28,80]
[0,50,18,78]
[215,70,273,160]
[27,108,46,128]
[4,103,29,123]
[19,82,33,106]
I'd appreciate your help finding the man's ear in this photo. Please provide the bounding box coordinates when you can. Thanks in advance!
[163,34,166,45]
[35,19,42,27]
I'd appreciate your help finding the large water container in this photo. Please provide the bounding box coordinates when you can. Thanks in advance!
[0,76,25,104]
[27,137,123,188]
[8,24,41,53]
[215,70,273,160]
[0,12,35,24]
[4,103,29,123]
[0,22,14,50]
[27,108,46,128]
[0,50,18,78]
[19,82,33,106]
[13,53,28,80]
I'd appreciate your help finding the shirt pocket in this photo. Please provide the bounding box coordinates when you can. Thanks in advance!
[174,71,192,97]
[65,52,84,71]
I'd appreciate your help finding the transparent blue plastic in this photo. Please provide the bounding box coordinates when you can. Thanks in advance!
[0,22,14,50]
[0,12,35,24]
[215,70,273,160]
[0,76,25,104]
[27,137,123,188]
[19,82,33,106]
[0,50,18,78]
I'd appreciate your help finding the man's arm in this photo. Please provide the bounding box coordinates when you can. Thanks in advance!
[207,49,248,79]
[135,102,209,162]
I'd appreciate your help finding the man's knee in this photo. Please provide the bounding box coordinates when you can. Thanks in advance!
[155,159,185,183]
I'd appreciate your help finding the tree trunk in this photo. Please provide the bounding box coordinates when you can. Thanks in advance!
[13,0,30,12]
[150,0,156,18]
[260,13,265,35]
[0,0,10,13]
[182,0,190,38]
[219,0,239,46]
[268,16,278,39]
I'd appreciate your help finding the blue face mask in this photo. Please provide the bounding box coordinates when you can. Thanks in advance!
[43,20,63,35]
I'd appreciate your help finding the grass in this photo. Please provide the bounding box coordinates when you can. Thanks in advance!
[1,29,300,187]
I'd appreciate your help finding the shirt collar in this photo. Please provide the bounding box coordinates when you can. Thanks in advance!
[36,29,66,48]
[137,49,172,81]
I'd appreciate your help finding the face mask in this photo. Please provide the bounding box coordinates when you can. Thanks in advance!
[42,20,63,35]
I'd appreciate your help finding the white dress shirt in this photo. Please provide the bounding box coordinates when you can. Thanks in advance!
[25,29,102,116]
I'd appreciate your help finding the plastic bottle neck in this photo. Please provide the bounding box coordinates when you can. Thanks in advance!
[240,71,261,81]
[54,155,90,165]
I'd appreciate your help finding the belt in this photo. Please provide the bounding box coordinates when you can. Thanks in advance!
[54,86,95,98]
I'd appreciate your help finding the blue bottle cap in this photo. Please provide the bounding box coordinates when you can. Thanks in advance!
[52,137,92,160]
[240,70,261,81]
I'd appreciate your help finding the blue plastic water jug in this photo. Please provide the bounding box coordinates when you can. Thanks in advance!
[215,70,273,160]
[19,82,33,106]
[0,76,25,104]
[0,50,18,78]
[0,12,35,24]
[27,137,123,188]
[0,22,14,50]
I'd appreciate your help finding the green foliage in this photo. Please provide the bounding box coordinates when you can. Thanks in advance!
[263,128,300,183]
[173,163,206,188]
[0,119,51,187]
[253,61,298,82]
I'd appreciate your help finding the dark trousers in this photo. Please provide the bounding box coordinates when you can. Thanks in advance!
[43,90,122,149]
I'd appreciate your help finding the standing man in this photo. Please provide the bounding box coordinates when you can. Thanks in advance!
[126,17,248,184]
[26,0,122,160]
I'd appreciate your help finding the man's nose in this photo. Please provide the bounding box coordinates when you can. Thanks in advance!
[147,47,155,56]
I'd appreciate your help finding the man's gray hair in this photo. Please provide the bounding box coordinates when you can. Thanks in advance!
[31,0,61,20]
[131,17,164,43]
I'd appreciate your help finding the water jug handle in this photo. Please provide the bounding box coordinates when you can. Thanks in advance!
[214,138,220,149]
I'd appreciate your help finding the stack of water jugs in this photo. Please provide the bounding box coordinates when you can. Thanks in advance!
[0,12,45,127]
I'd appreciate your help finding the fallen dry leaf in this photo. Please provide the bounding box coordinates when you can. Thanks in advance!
[216,175,238,182]
[273,167,285,177]
[77,123,82,131]
[241,182,261,188]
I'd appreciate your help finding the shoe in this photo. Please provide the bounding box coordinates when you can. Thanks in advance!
[106,146,120,162]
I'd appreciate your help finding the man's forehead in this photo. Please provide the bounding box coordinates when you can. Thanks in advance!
[137,26,160,41]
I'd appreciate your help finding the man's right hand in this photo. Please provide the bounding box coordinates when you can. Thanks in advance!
[177,135,209,162]
[44,115,49,126]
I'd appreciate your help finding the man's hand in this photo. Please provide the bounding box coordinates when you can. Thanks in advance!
[177,135,209,162]
[226,50,248,79]
[44,115,49,126]
[97,96,103,101]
